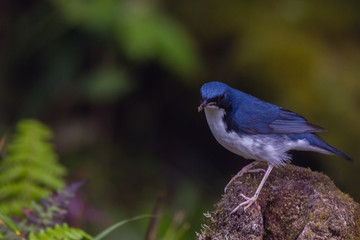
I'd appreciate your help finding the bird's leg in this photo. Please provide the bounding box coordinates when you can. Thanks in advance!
[231,164,274,213]
[224,160,264,192]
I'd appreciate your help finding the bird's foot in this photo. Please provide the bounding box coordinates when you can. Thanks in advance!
[229,164,273,214]
[230,194,259,213]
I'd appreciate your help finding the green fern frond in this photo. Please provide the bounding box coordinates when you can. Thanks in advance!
[0,182,51,200]
[0,200,33,218]
[0,166,63,190]
[28,224,92,240]
[0,119,66,216]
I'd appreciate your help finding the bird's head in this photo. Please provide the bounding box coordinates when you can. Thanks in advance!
[198,81,232,112]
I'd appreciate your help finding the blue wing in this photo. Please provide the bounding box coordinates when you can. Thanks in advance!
[226,91,325,134]
[267,108,325,134]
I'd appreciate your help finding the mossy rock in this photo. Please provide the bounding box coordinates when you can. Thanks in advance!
[197,163,360,240]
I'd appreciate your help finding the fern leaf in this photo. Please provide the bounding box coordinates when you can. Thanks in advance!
[0,119,66,216]
[28,224,92,240]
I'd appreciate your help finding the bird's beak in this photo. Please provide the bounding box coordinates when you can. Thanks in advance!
[198,101,207,112]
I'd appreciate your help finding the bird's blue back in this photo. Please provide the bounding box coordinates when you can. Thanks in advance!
[224,88,279,134]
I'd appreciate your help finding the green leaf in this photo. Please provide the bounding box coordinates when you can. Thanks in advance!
[29,224,92,240]
[0,211,19,233]
[93,214,152,240]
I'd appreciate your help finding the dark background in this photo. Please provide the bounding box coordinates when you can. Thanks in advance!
[1,0,360,238]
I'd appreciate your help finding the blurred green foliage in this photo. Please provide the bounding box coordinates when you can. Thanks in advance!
[28,224,92,240]
[1,0,360,239]
[50,0,200,77]
[0,120,65,216]
[82,65,133,103]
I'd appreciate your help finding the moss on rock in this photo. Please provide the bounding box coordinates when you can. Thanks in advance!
[197,163,360,240]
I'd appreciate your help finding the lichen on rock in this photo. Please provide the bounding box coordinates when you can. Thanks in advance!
[197,163,360,240]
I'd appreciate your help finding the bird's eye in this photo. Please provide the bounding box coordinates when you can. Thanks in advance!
[219,94,225,101]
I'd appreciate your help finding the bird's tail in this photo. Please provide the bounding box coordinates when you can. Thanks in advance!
[307,134,353,162]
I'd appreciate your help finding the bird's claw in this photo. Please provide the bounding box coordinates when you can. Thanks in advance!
[230,194,258,214]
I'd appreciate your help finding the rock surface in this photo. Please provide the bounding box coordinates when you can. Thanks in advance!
[197,163,360,240]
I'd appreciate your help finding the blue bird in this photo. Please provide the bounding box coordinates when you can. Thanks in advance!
[198,81,352,212]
